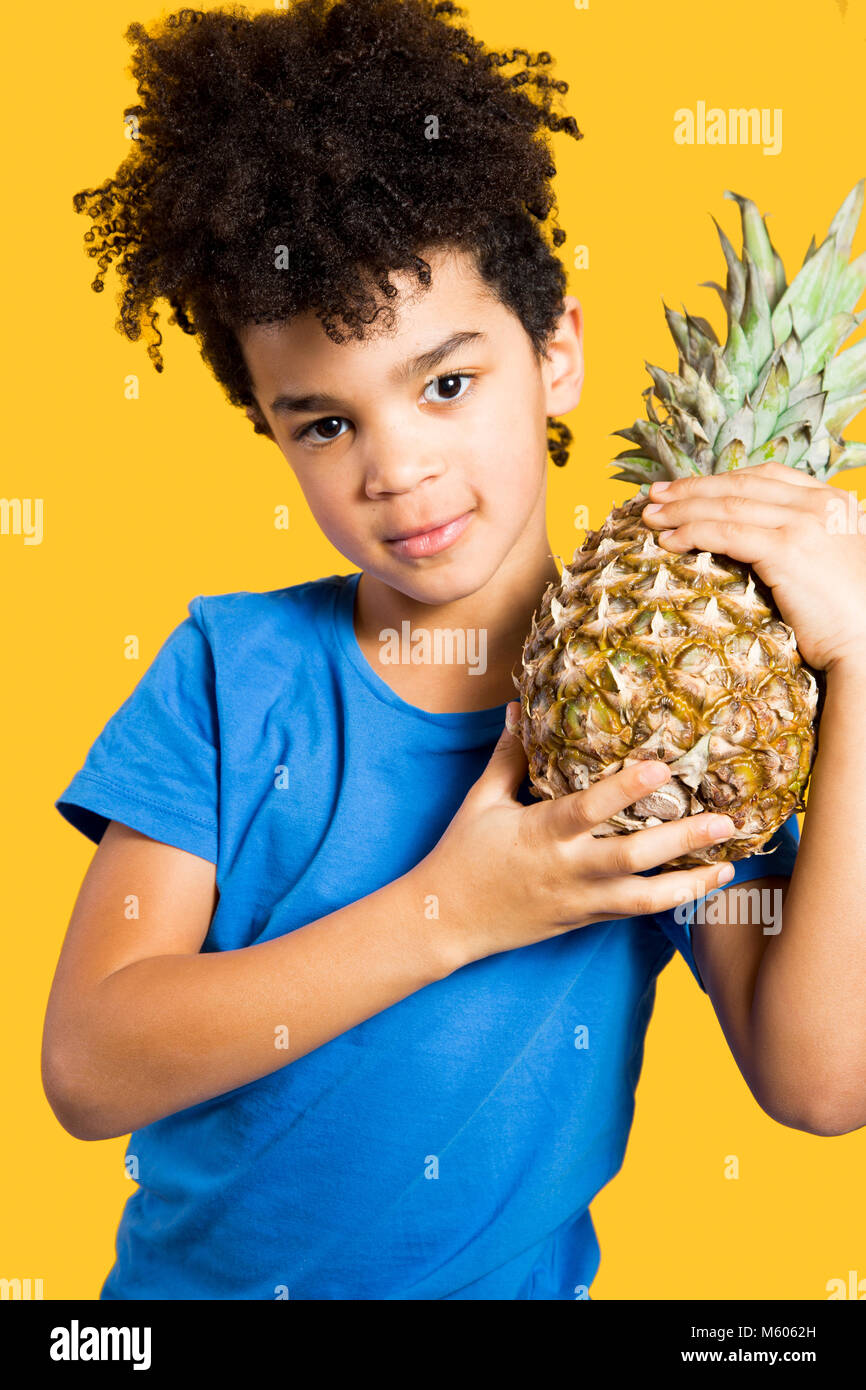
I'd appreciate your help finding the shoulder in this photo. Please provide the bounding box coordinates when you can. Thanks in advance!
[188,573,355,642]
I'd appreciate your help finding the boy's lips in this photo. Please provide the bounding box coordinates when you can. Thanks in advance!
[384,510,475,558]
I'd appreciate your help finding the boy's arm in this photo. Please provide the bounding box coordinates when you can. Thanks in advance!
[45,742,740,1143]
[691,652,866,1137]
[42,821,460,1141]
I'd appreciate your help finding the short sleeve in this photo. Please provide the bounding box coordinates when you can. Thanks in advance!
[54,597,219,863]
[647,813,801,994]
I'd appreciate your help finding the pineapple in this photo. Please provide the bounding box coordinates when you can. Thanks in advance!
[515,180,866,868]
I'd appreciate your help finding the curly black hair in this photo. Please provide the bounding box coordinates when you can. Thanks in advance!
[73,0,584,464]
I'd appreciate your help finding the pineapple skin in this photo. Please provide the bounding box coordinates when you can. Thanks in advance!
[514,493,820,870]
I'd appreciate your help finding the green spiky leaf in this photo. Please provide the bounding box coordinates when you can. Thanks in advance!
[829,440,866,472]
[725,191,781,309]
[614,180,866,493]
[723,319,757,393]
[823,391,866,435]
[823,336,866,397]
[772,237,836,342]
[751,359,790,449]
[801,311,864,377]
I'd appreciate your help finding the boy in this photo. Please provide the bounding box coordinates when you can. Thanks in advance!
[44,0,866,1300]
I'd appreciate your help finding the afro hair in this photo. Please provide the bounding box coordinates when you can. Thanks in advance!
[73,0,584,463]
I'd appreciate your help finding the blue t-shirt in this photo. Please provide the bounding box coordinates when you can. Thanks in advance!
[55,570,800,1300]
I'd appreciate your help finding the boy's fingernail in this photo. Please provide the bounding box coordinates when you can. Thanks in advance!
[651,481,671,493]
[640,761,669,786]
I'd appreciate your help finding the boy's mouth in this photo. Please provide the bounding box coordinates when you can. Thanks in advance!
[384,510,475,559]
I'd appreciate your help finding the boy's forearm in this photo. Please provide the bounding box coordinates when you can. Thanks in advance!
[61,864,460,1140]
[749,653,866,1134]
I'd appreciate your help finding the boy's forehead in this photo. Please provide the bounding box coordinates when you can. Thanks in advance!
[237,245,504,383]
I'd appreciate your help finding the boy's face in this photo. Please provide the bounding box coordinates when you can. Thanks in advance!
[237,245,583,606]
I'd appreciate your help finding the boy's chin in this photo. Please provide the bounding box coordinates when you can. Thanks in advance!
[378,556,500,606]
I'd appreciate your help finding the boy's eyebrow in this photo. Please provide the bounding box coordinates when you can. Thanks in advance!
[269,330,488,415]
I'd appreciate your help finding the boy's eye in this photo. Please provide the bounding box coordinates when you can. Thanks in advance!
[422,372,475,404]
[298,416,349,446]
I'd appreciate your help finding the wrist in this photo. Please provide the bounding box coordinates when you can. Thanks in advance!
[396,860,473,981]
[824,649,866,686]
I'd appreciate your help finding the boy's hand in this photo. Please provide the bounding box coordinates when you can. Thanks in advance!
[419,703,737,969]
[642,459,866,674]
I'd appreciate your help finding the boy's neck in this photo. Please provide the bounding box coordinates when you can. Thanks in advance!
[352,547,561,715]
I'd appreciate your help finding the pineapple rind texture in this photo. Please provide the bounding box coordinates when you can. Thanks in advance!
[516,181,863,869]
[515,495,819,869]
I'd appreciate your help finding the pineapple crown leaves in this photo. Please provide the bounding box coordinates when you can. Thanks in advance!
[611,179,866,491]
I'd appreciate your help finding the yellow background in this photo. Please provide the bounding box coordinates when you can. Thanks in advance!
[3,0,864,1300]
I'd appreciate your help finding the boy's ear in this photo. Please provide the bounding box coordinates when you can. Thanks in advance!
[541,295,584,418]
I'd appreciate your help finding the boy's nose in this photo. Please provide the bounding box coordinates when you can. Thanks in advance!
[363,447,448,497]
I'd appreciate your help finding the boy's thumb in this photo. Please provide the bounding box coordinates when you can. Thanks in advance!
[479,701,527,796]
